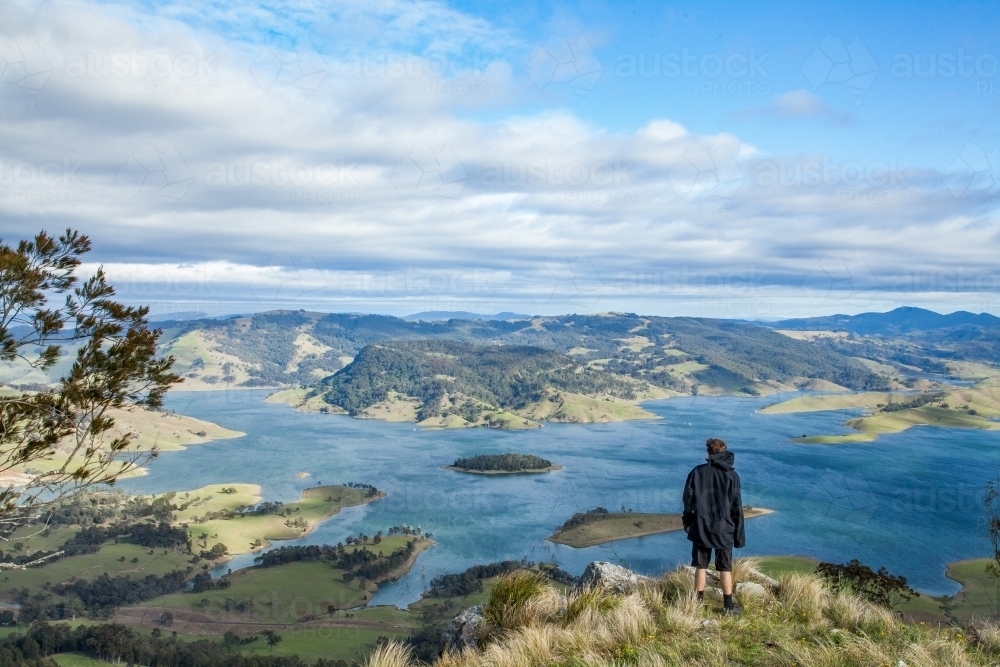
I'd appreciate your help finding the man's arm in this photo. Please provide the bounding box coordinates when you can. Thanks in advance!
[682,469,695,531]
[731,472,745,548]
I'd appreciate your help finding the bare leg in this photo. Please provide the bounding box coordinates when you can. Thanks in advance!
[695,568,707,592]
[720,571,733,596]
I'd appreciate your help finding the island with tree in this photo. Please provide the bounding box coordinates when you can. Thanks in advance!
[547,506,773,548]
[444,453,562,475]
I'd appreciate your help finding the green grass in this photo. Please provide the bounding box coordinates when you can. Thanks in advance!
[150,560,371,620]
[409,581,496,625]
[517,390,658,424]
[761,391,901,414]
[752,556,1000,624]
[547,509,772,548]
[5,524,80,553]
[52,653,118,667]
[755,555,819,577]
[235,627,408,662]
[848,405,1000,434]
[1,543,192,598]
[142,536,427,619]
[175,484,381,555]
[944,559,1000,623]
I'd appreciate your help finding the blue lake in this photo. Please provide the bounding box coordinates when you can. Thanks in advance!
[129,390,1000,607]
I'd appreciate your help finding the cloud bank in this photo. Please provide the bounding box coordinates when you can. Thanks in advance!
[0,0,997,318]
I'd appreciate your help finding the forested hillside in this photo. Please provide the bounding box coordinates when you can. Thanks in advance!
[315,340,641,420]
[146,311,884,395]
[771,307,1000,368]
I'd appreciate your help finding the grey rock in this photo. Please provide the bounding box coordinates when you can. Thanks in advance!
[735,581,769,598]
[683,565,721,584]
[576,561,651,594]
[440,605,487,655]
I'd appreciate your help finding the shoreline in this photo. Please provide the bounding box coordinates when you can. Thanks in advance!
[248,489,387,555]
[372,538,435,584]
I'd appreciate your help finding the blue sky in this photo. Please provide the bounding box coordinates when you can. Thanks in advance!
[0,0,997,318]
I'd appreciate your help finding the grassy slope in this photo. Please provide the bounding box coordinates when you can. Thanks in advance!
[753,556,1000,625]
[140,536,428,616]
[516,390,659,423]
[847,405,1000,434]
[547,509,773,548]
[107,406,244,452]
[760,391,906,414]
[150,560,372,616]
[167,484,382,555]
[0,406,243,485]
[162,330,258,390]
[1,542,192,597]
[763,368,1000,443]
[380,562,996,667]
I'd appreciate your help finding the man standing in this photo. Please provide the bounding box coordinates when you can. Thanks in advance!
[682,437,745,615]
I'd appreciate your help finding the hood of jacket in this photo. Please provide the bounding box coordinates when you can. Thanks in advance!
[707,450,735,471]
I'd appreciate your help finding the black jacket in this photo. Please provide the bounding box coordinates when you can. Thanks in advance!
[682,450,745,550]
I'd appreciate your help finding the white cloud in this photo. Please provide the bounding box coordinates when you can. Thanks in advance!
[0,0,997,319]
[731,89,854,126]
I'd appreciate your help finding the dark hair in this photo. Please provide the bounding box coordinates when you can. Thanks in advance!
[706,438,727,455]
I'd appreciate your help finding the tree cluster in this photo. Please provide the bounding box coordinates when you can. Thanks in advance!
[0,621,353,667]
[451,454,553,472]
[557,507,610,531]
[16,570,190,621]
[816,559,919,609]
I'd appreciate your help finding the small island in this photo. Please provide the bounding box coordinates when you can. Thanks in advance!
[444,453,563,475]
[548,506,774,548]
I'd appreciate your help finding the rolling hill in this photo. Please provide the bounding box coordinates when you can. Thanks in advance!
[769,307,1000,368]
[147,311,886,396]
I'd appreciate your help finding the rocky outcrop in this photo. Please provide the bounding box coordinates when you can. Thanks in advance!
[440,604,487,655]
[440,561,779,655]
[735,581,770,598]
[576,561,651,594]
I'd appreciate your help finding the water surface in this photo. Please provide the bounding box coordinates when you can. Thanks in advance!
[131,390,1000,606]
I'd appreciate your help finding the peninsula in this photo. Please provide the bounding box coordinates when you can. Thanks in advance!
[761,362,1000,443]
[547,506,774,548]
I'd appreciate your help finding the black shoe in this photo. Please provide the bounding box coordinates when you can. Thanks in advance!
[723,604,743,616]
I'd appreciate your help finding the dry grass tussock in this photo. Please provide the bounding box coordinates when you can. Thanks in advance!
[373,559,1000,667]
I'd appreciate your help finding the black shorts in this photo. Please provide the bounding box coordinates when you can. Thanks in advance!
[691,543,733,572]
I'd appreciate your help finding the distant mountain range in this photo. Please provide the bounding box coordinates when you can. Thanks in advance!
[6,307,996,396]
[143,311,886,395]
[402,311,530,321]
[765,306,1000,370]
[771,307,1000,335]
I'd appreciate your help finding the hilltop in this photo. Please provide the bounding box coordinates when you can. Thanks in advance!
[269,339,664,427]
[147,311,885,397]
[769,306,1000,366]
